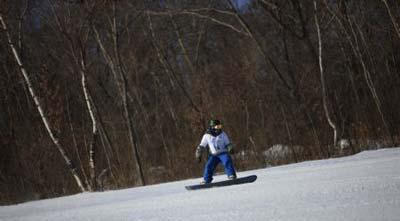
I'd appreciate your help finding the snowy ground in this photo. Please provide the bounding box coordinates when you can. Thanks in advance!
[1,148,400,221]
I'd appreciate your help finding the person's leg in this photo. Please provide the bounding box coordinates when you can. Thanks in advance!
[203,155,220,183]
[219,152,236,178]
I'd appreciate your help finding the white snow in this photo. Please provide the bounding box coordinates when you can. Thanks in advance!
[1,148,400,221]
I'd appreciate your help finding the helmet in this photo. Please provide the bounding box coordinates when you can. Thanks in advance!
[209,119,222,129]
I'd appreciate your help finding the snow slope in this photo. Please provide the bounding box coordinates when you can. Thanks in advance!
[1,148,400,221]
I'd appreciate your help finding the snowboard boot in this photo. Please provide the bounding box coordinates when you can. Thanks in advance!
[228,175,237,180]
[200,180,210,184]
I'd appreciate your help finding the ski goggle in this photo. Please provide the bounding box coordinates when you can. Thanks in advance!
[213,124,223,129]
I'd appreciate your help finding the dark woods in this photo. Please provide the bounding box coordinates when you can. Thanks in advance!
[1,0,399,204]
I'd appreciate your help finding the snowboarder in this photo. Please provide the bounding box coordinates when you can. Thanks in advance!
[195,119,237,184]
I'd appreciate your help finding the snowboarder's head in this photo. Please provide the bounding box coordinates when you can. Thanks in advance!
[208,119,223,136]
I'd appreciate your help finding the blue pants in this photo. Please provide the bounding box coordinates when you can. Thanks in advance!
[203,152,236,183]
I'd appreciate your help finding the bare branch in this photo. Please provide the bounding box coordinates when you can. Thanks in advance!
[381,0,400,40]
[146,10,250,36]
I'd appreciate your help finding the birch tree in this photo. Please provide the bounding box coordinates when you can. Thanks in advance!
[314,0,338,148]
[0,13,86,192]
[47,0,102,191]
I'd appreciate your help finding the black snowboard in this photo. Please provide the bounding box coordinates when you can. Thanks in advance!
[185,175,257,190]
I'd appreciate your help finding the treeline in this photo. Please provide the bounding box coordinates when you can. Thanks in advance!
[1,0,399,204]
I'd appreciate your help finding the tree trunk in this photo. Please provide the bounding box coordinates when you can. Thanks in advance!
[280,104,298,163]
[92,4,145,186]
[111,4,145,186]
[324,1,393,144]
[168,12,196,76]
[79,50,98,191]
[0,13,86,192]
[381,0,400,40]
[66,92,91,190]
[314,1,338,150]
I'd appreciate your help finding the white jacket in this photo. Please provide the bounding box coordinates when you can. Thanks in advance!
[198,131,231,155]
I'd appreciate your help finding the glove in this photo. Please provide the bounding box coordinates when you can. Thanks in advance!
[195,146,203,163]
[227,144,234,154]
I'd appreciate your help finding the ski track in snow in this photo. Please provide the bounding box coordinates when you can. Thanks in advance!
[1,148,400,221]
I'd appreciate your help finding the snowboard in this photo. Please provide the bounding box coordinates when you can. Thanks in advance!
[185,175,257,190]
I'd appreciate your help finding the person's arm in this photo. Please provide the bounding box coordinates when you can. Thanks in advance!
[224,132,234,153]
[195,135,208,162]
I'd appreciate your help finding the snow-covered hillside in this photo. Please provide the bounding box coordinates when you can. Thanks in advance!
[1,148,400,221]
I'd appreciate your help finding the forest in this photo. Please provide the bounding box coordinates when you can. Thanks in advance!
[1,0,399,204]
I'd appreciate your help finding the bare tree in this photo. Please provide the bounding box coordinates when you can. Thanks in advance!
[324,0,393,144]
[92,2,145,186]
[314,0,338,148]
[47,0,101,191]
[0,13,86,192]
